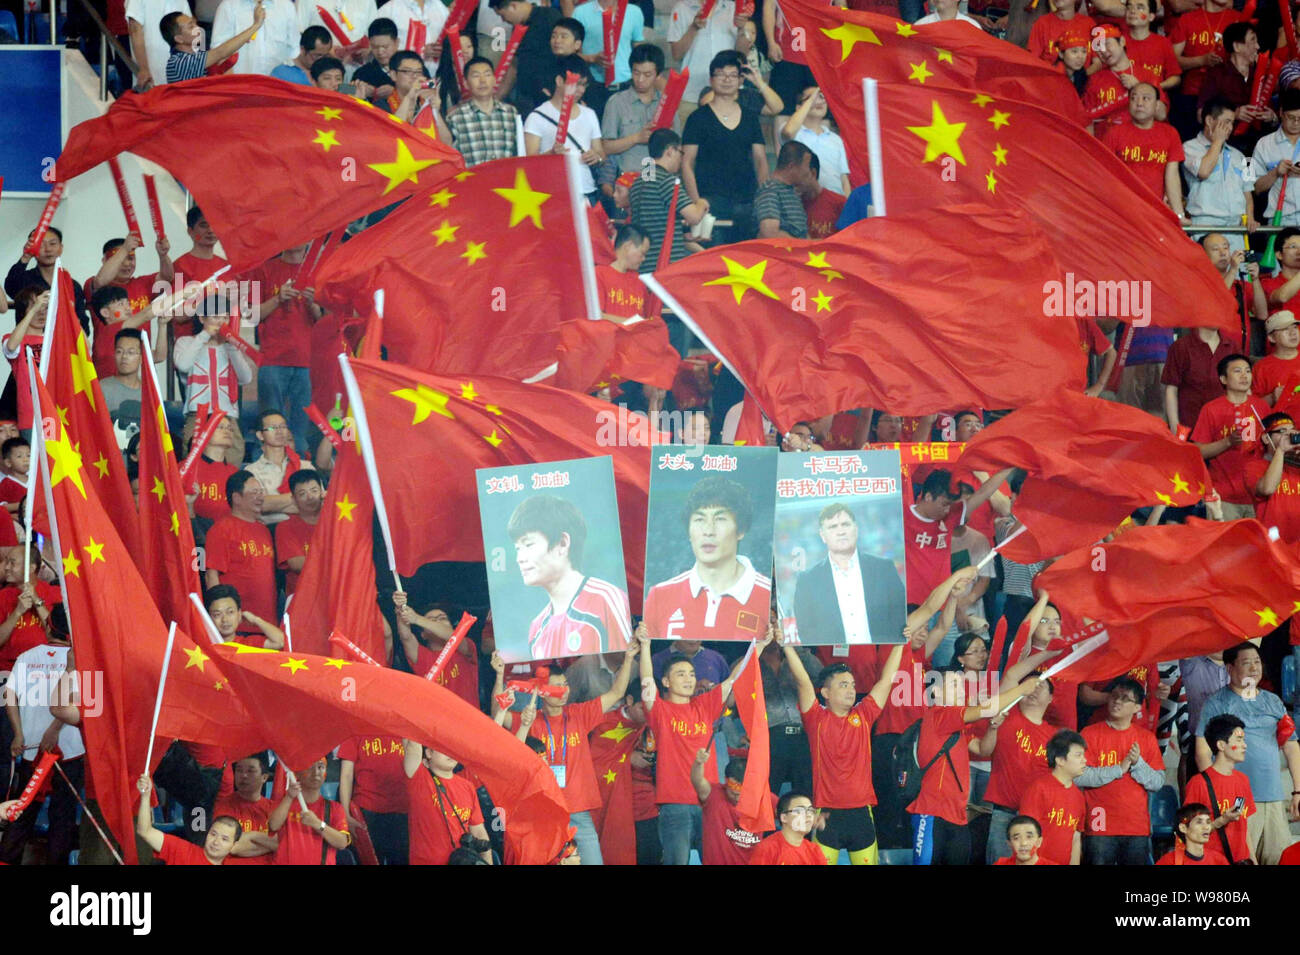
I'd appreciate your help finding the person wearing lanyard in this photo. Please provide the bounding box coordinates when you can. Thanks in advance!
[518,642,641,865]
[403,743,493,865]
[1183,99,1259,253]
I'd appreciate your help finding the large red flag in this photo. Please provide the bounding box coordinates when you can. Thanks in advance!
[957,387,1209,562]
[136,333,200,625]
[314,155,599,380]
[731,644,771,834]
[780,0,1086,182]
[865,80,1235,332]
[55,77,464,271]
[553,318,681,395]
[1036,519,1300,681]
[284,443,386,660]
[204,640,571,865]
[646,204,1082,432]
[340,357,652,606]
[588,710,642,866]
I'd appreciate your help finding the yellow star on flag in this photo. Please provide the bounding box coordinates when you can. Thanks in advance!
[460,382,479,401]
[819,269,845,282]
[170,512,180,536]
[157,404,173,454]
[600,721,636,742]
[150,476,166,503]
[988,109,1011,130]
[820,22,881,61]
[1257,606,1280,629]
[312,129,340,152]
[229,643,279,654]
[806,251,830,269]
[184,646,210,671]
[93,454,110,479]
[971,93,993,107]
[703,256,780,305]
[492,167,551,228]
[992,143,1008,166]
[985,170,998,193]
[56,405,69,429]
[935,48,953,63]
[484,404,503,415]
[336,492,358,522]
[315,106,343,121]
[1171,473,1191,495]
[1155,491,1175,506]
[83,537,105,564]
[907,101,966,165]
[432,220,459,246]
[908,60,933,83]
[323,658,352,669]
[483,429,503,448]
[462,241,487,265]
[62,549,82,578]
[71,336,98,411]
[392,384,454,424]
[367,139,440,196]
[47,428,87,499]
[429,188,456,208]
[603,769,617,784]
[455,171,474,182]
[280,657,309,674]
[812,290,833,312]
[895,20,917,35]
[1293,600,1300,615]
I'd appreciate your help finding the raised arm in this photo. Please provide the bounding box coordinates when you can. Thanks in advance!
[720,626,775,701]
[136,774,165,852]
[962,467,1015,521]
[599,643,641,713]
[242,610,285,650]
[402,738,422,778]
[867,643,905,710]
[782,641,817,713]
[637,623,656,709]
[965,675,1039,724]
[780,89,816,141]
[690,747,712,803]
[207,1,265,67]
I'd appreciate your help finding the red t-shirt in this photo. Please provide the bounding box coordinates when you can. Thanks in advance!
[1018,774,1085,864]
[648,686,723,805]
[748,831,828,865]
[1252,354,1300,401]
[1083,70,1130,125]
[0,581,63,672]
[87,274,158,377]
[412,640,480,709]
[993,854,1061,865]
[274,514,315,596]
[1080,721,1163,836]
[246,257,315,368]
[157,832,223,865]
[273,794,350,865]
[526,698,606,814]
[1262,272,1300,317]
[1123,31,1181,86]
[596,265,648,320]
[902,503,952,605]
[172,252,232,335]
[7,334,44,431]
[1028,12,1096,61]
[907,705,972,826]
[191,455,236,522]
[1184,766,1255,863]
[1156,844,1229,864]
[212,792,273,865]
[1279,841,1300,864]
[642,566,770,642]
[985,706,1061,810]
[1078,318,1110,359]
[1190,395,1268,505]
[804,187,847,239]
[876,643,926,736]
[802,697,882,809]
[1100,120,1184,198]
[1244,456,1300,541]
[204,514,277,622]
[1168,8,1243,97]
[1045,678,1079,730]
[701,787,775,865]
[407,770,483,866]
[337,734,410,815]
[309,311,349,414]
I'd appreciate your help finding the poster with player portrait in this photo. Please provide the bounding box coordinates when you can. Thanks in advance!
[641,445,779,643]
[476,456,633,664]
[773,450,908,646]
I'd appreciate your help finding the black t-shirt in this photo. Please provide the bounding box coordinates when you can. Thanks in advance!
[513,6,563,112]
[682,104,764,204]
[353,59,395,91]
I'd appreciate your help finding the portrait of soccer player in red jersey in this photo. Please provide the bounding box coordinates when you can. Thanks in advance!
[642,447,778,643]
[478,458,633,664]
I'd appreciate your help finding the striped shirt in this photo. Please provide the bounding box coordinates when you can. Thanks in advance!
[753,179,807,238]
[630,164,694,274]
[447,99,520,167]
[166,48,207,83]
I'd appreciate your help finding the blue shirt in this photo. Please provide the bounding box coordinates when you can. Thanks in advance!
[270,63,311,85]
[835,183,872,230]
[573,0,645,85]
[1196,685,1296,802]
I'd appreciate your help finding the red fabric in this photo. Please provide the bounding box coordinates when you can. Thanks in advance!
[908,706,972,825]
[315,155,588,380]
[1168,9,1243,97]
[191,455,235,522]
[1252,354,1300,400]
[732,648,771,832]
[1047,679,1080,731]
[1079,721,1162,836]
[7,334,42,432]
[902,503,953,605]
[814,644,879,694]
[412,641,480,707]
[1279,841,1300,864]
[158,833,222,865]
[1122,32,1181,87]
[88,275,156,377]
[273,794,350,865]
[875,644,926,735]
[802,696,882,808]
[1077,319,1110,359]
[1190,396,1268,505]
[588,709,644,865]
[958,388,1210,563]
[651,207,1083,433]
[1099,121,1184,198]
[1018,774,1085,864]
[703,787,775,864]
[1261,272,1300,317]
[732,392,768,447]
[748,831,828,865]
[1184,767,1255,862]
[984,706,1061,810]
[56,78,464,272]
[596,266,648,320]
[275,514,314,596]
[1037,519,1300,682]
[0,581,62,673]
[204,515,277,623]
[309,312,348,413]
[643,568,770,642]
[337,735,410,814]
[407,770,482,865]
[803,187,846,239]
[994,854,1060,864]
[1156,843,1229,864]
[213,792,273,836]
[526,698,607,814]
[346,360,651,609]
[245,257,315,368]
[553,318,681,394]
[284,445,385,661]
[1028,12,1096,61]
[1161,333,1241,430]
[1244,457,1300,541]
[648,686,723,805]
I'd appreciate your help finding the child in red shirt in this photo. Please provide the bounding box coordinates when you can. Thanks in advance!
[1019,729,1088,864]
[748,794,827,865]
[1184,713,1256,863]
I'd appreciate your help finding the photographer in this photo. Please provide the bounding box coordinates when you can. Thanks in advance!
[385,51,452,142]
[1198,234,1269,357]
[1245,412,1300,539]
[403,741,493,865]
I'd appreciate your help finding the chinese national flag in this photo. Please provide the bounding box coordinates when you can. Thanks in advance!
[866,80,1235,332]
[55,77,464,271]
[1035,519,1300,682]
[285,443,385,660]
[136,336,200,625]
[958,388,1210,563]
[205,641,571,865]
[647,204,1082,432]
[342,358,652,606]
[732,644,771,835]
[315,155,598,381]
[732,393,769,447]
[41,268,140,559]
[553,318,681,395]
[588,710,642,866]
[781,0,1086,182]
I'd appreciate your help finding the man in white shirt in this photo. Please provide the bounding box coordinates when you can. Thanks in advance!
[524,55,606,198]
[668,0,740,109]
[211,0,299,74]
[915,0,982,27]
[376,0,450,73]
[126,0,189,88]
[298,0,377,51]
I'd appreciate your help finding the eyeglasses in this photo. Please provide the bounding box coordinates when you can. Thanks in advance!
[1111,695,1138,705]
[783,806,818,817]
[395,67,424,75]
[261,424,290,432]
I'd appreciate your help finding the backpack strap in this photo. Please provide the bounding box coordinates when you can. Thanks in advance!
[921,731,966,794]
[1198,771,1235,864]
[531,108,587,154]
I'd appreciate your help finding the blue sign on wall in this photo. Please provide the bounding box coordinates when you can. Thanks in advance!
[0,48,62,194]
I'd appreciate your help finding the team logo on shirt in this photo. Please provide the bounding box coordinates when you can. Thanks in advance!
[567,631,583,653]
[736,610,761,633]
[848,714,862,727]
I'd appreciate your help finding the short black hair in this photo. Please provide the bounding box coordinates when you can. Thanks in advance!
[553,53,590,85]
[1216,353,1250,378]
[91,284,129,314]
[464,55,493,78]
[1107,675,1146,705]
[683,475,753,536]
[1201,97,1236,122]
[1007,814,1042,837]
[1174,803,1213,842]
[776,140,813,170]
[209,815,244,842]
[160,10,187,45]
[186,207,207,230]
[1223,21,1256,57]
[390,50,426,74]
[953,632,989,661]
[233,750,271,774]
[553,16,585,43]
[808,152,820,176]
[817,662,852,693]
[506,494,587,567]
[311,55,344,81]
[709,50,743,75]
[1,437,30,459]
[488,0,513,10]
[1046,729,1085,770]
[776,791,811,815]
[257,409,287,432]
[288,469,323,494]
[368,16,398,39]
[205,582,242,610]
[300,25,331,50]
[1205,713,1245,756]
[614,223,648,248]
[629,43,663,73]
[225,470,258,507]
[1223,641,1261,666]
[648,128,680,159]
[102,238,126,256]
[919,469,954,500]
[724,758,746,783]
[660,653,696,685]
[114,327,143,347]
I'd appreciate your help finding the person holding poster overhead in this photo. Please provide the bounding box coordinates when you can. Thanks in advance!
[509,494,633,658]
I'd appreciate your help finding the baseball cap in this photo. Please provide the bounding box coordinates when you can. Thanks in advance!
[1266,310,1298,334]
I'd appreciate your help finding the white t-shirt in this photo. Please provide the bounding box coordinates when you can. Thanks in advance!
[667,0,739,103]
[125,0,188,83]
[210,0,299,74]
[914,11,982,25]
[9,644,84,762]
[376,0,450,72]
[524,100,603,194]
[298,0,378,44]
[794,125,850,195]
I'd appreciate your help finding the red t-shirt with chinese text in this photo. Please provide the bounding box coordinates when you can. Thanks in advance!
[213,792,273,865]
[596,265,647,320]
[985,705,1061,810]
[337,734,410,815]
[875,643,926,736]
[1184,766,1255,862]
[804,187,847,239]
[191,455,235,522]
[1018,773,1085,864]
[273,795,350,865]
[1123,31,1181,87]
[204,514,277,622]
[907,705,972,826]
[1100,120,1184,198]
[748,831,828,865]
[648,685,723,805]
[1080,721,1163,836]
[1083,69,1129,125]
[245,257,314,368]
[701,787,775,865]
[526,698,607,814]
[0,581,63,673]
[802,696,882,809]
[1252,353,1300,401]
[407,769,483,866]
[1244,456,1300,541]
[157,832,224,865]
[274,514,315,596]
[902,503,952,605]
[1029,12,1096,62]
[1191,395,1268,505]
[1168,8,1243,97]
[412,640,481,709]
